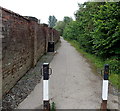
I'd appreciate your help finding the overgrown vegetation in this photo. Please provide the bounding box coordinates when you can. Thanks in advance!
[56,2,120,88]
[54,16,73,35]
[65,39,120,89]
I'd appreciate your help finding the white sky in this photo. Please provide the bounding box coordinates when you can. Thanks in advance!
[0,0,87,24]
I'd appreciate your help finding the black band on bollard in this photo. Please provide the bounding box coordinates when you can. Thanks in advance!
[101,64,109,111]
[43,63,49,80]
[43,63,50,111]
[104,64,109,80]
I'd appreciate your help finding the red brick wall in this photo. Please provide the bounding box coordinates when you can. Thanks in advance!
[36,24,46,62]
[0,8,2,100]
[1,7,60,95]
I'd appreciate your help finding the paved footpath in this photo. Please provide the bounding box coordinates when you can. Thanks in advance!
[17,37,119,109]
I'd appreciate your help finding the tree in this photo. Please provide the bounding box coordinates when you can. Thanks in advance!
[54,16,73,36]
[62,1,120,85]
[63,1,120,59]
[48,15,57,28]
[63,16,73,25]
[92,2,120,58]
[64,2,102,53]
[54,21,66,35]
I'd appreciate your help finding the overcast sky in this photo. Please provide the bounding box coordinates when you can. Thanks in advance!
[1,0,87,23]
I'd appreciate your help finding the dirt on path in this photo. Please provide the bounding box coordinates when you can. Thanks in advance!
[17,37,119,110]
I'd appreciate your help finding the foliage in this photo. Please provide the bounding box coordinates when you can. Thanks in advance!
[63,21,80,40]
[64,2,104,53]
[63,2,120,58]
[109,74,120,89]
[50,102,56,111]
[63,2,120,88]
[54,16,73,35]
[66,38,120,89]
[54,21,66,35]
[105,57,120,75]
[63,16,73,24]
[48,15,57,28]
[92,2,120,58]
[63,2,120,62]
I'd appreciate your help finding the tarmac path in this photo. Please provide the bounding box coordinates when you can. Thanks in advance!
[17,37,119,109]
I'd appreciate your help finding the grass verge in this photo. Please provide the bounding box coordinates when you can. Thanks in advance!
[65,39,120,89]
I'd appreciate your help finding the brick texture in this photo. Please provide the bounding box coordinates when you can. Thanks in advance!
[1,7,60,95]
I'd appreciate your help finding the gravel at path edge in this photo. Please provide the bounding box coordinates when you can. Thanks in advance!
[2,41,61,110]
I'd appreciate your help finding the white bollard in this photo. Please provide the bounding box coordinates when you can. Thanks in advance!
[101,64,109,111]
[42,63,50,111]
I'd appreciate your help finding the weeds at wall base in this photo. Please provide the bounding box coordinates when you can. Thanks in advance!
[50,102,56,111]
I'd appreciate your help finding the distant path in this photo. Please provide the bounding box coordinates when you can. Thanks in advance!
[18,37,118,109]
